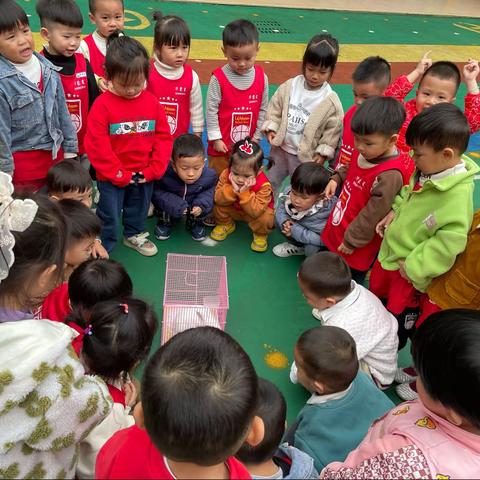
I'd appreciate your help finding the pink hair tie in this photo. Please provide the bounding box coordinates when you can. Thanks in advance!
[120,303,129,314]
[84,324,93,336]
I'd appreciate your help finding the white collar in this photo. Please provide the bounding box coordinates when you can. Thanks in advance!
[307,384,352,405]
[153,53,184,78]
[316,281,360,323]
[418,160,467,186]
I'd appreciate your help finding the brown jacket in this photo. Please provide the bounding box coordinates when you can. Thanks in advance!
[427,210,480,309]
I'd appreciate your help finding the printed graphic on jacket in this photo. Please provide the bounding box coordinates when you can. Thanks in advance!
[109,120,155,136]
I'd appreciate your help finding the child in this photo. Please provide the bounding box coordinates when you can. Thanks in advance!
[386,54,480,154]
[76,298,158,479]
[263,34,343,191]
[79,0,125,90]
[0,177,111,478]
[236,378,319,479]
[147,12,203,139]
[85,32,173,256]
[0,0,77,190]
[321,309,480,478]
[153,134,217,242]
[36,0,100,164]
[273,162,335,257]
[206,19,269,176]
[297,252,398,386]
[290,326,394,472]
[211,138,274,252]
[321,96,413,284]
[335,56,391,170]
[96,326,259,479]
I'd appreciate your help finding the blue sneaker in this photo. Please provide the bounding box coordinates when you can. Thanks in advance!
[154,220,171,240]
[190,221,207,241]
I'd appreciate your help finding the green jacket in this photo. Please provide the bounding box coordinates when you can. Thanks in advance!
[378,156,478,292]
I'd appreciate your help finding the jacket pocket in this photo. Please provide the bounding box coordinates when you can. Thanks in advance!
[8,91,42,127]
[445,270,480,305]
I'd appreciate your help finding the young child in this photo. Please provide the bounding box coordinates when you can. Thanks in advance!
[147,12,203,139]
[386,54,480,154]
[153,134,217,242]
[321,309,480,478]
[211,138,274,252]
[273,162,335,257]
[321,96,413,284]
[0,0,77,190]
[297,252,398,386]
[236,378,319,479]
[96,326,259,479]
[79,0,125,90]
[335,56,391,170]
[206,19,269,176]
[76,298,158,479]
[85,32,173,256]
[263,34,343,191]
[290,326,394,472]
[36,0,100,164]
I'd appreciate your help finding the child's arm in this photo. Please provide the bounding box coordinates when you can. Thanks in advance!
[190,70,204,136]
[152,185,188,217]
[261,80,288,143]
[0,93,14,174]
[56,78,78,156]
[253,73,269,142]
[463,59,480,132]
[312,105,344,163]
[206,75,228,153]
[275,191,291,227]
[324,166,348,198]
[237,182,272,219]
[214,170,238,206]
[191,169,218,214]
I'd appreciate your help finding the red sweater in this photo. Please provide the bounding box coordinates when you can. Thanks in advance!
[85,90,173,187]
[96,425,252,479]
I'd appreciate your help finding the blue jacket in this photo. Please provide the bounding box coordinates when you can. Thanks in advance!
[275,444,318,479]
[0,52,77,173]
[152,163,217,218]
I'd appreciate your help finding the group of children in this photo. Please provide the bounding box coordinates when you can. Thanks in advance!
[1,0,480,478]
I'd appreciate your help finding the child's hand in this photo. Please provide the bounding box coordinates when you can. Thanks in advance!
[282,220,293,237]
[375,209,395,237]
[338,242,354,255]
[398,260,411,283]
[313,153,326,164]
[213,139,228,154]
[463,59,480,95]
[98,77,109,93]
[228,171,241,192]
[191,206,202,217]
[123,379,138,407]
[407,51,432,83]
[238,176,257,192]
[92,239,109,259]
[266,131,276,143]
[324,179,338,199]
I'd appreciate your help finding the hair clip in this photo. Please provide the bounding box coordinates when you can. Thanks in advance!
[120,303,129,314]
[239,139,253,156]
[84,324,93,336]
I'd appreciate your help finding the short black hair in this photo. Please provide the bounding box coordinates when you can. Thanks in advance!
[36,0,83,29]
[223,19,258,47]
[351,96,406,136]
[152,11,190,49]
[298,252,352,299]
[291,163,330,195]
[352,56,391,88]
[405,102,470,153]
[236,378,286,465]
[0,0,29,35]
[89,0,124,14]
[412,309,480,429]
[142,327,258,465]
[79,298,157,380]
[230,137,272,174]
[302,34,339,76]
[47,159,93,195]
[172,134,205,161]
[420,61,461,92]
[68,258,133,316]
[296,326,359,393]
[105,31,149,83]
[58,199,101,246]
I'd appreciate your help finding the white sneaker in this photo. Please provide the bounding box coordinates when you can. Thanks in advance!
[273,242,305,257]
[123,232,158,256]
[394,366,418,384]
[147,202,155,218]
[312,308,322,321]
[396,381,418,401]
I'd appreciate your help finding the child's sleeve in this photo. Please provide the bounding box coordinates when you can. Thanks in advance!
[56,77,78,155]
[190,70,204,135]
[384,75,414,103]
[275,191,290,227]
[464,92,480,133]
[191,168,218,213]
[262,80,287,133]
[0,93,14,173]
[152,183,188,217]
[214,169,237,205]
[314,101,344,160]
[237,182,272,218]
[253,73,269,141]
[206,75,222,141]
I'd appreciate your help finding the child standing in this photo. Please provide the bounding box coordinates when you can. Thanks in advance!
[147,12,203,139]
[79,0,124,90]
[274,163,335,257]
[322,96,413,284]
[206,19,268,176]
[153,134,217,242]
[263,34,343,191]
[85,33,173,256]
[0,0,77,190]
[211,138,274,252]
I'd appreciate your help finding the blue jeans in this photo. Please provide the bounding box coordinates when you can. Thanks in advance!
[97,180,153,253]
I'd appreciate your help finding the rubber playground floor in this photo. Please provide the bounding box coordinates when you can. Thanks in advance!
[23,0,480,421]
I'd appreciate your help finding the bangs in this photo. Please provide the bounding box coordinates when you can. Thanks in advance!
[303,44,337,69]
[0,2,29,35]
[154,16,190,48]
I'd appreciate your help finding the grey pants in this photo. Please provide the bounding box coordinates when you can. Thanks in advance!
[267,146,301,192]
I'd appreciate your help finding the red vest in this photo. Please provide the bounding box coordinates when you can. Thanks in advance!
[147,62,193,139]
[232,170,274,210]
[335,104,356,169]
[83,34,105,79]
[322,153,414,270]
[207,66,264,156]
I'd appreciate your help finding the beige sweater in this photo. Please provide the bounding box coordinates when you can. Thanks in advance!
[262,77,343,162]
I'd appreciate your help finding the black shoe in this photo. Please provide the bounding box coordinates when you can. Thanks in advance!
[154,212,171,240]
[190,222,207,241]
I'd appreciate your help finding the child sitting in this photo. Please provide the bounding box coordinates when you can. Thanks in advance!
[273,163,335,257]
[262,34,343,191]
[153,134,217,242]
[211,138,274,252]
[321,96,414,284]
[236,378,318,479]
[297,252,398,386]
[76,298,158,479]
[321,309,480,478]
[290,326,394,472]
[96,327,259,479]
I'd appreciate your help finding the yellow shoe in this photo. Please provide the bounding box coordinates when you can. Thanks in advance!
[210,222,236,241]
[251,234,268,252]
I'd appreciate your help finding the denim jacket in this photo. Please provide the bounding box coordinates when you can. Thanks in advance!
[0,52,77,173]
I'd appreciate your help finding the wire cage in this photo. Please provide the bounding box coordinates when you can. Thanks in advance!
[162,253,229,344]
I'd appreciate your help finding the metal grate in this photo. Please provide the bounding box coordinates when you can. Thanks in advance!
[252,20,290,34]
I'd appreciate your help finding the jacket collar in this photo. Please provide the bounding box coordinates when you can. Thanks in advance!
[0,51,60,80]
